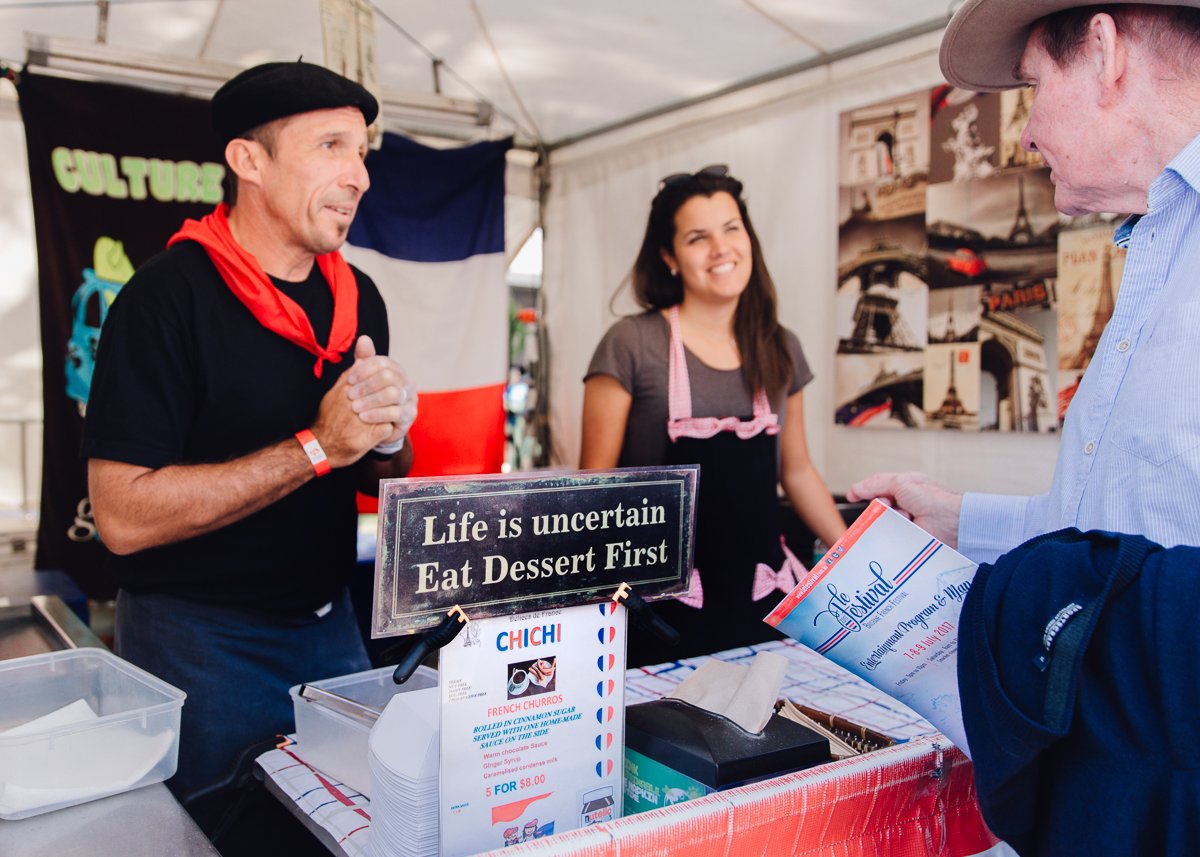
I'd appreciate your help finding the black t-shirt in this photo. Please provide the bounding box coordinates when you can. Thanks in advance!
[82,240,389,614]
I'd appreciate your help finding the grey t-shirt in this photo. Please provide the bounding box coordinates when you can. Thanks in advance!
[584,311,814,466]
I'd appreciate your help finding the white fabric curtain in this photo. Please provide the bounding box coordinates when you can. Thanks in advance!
[0,107,43,512]
[543,29,1059,498]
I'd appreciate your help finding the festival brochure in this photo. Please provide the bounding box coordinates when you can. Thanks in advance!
[438,602,625,855]
[764,500,976,754]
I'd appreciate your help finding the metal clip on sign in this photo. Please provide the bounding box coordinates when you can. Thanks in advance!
[612,582,680,646]
[392,605,470,685]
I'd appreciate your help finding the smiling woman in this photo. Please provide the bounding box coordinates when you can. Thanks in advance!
[579,166,847,666]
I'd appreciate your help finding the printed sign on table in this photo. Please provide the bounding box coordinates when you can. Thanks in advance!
[765,500,977,752]
[439,602,625,855]
[373,468,697,637]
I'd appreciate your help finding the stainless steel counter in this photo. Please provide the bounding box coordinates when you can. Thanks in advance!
[0,586,218,856]
[0,784,219,857]
[0,595,104,660]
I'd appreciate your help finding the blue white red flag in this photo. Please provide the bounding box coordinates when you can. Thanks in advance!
[344,133,510,478]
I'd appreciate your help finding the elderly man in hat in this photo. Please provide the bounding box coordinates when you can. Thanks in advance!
[849,1,1200,564]
[83,61,416,822]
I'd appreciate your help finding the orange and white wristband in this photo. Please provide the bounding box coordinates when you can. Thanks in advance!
[295,429,330,478]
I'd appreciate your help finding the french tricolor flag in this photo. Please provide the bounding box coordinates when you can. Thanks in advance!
[344,133,510,484]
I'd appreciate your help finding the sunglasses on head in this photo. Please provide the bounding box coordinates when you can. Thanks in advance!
[657,164,730,191]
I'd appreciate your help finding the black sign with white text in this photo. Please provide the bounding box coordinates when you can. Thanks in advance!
[372,467,697,637]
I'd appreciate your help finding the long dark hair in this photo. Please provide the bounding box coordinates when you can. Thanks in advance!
[630,169,792,398]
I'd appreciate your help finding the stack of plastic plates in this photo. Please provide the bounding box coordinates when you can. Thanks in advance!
[366,686,440,857]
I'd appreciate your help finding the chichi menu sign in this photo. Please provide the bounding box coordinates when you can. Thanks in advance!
[372,467,697,637]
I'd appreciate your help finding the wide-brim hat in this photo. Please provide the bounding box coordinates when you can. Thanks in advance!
[940,0,1197,92]
[212,60,379,143]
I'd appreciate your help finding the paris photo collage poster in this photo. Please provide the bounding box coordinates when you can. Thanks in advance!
[835,85,1126,433]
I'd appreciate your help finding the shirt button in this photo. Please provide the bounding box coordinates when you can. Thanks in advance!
[1084,441,1096,454]
[1117,339,1131,352]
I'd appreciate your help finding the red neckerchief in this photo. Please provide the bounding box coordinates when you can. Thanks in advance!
[168,203,358,377]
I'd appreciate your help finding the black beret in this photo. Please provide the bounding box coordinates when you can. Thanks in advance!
[212,61,379,143]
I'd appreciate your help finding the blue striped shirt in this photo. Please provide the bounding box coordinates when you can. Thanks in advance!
[960,131,1200,564]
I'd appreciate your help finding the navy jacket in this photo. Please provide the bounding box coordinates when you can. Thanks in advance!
[958,529,1200,856]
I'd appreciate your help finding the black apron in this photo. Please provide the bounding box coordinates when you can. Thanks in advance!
[626,424,788,667]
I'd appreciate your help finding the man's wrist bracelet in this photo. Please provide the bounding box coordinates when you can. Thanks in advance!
[295,429,331,477]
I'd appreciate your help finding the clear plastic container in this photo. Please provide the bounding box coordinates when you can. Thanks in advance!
[0,647,185,820]
[290,664,437,797]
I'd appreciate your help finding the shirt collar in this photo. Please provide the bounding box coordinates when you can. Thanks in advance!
[1113,215,1139,248]
[1164,130,1200,194]
[1146,130,1200,210]
[1114,130,1200,247]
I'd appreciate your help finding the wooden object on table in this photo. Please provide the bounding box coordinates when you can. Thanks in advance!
[775,699,897,759]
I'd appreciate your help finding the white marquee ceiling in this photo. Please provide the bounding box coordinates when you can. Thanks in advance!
[0,0,955,147]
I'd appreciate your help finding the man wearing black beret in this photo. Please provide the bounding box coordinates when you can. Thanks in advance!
[82,61,417,831]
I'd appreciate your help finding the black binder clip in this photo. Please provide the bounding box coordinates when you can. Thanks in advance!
[392,605,469,684]
[611,582,680,646]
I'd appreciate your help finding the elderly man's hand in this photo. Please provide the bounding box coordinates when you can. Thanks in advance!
[345,335,418,447]
[846,471,963,548]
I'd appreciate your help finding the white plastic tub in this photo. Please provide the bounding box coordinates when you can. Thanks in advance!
[0,647,185,820]
[290,663,437,797]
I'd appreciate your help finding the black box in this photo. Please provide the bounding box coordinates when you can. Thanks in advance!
[623,699,831,814]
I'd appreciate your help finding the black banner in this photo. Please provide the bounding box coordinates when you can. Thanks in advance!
[373,468,698,637]
[19,72,225,597]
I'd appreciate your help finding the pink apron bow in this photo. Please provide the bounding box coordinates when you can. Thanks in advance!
[675,568,705,609]
[751,537,808,601]
[666,412,779,441]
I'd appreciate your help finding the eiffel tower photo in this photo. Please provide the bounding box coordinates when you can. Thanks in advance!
[1008,175,1034,244]
[942,310,958,343]
[928,304,962,345]
[1067,243,1116,371]
[930,347,976,429]
[838,245,925,353]
[842,289,920,352]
